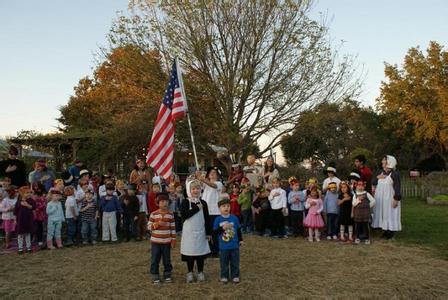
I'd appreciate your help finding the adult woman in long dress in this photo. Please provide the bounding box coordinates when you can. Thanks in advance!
[372,155,402,239]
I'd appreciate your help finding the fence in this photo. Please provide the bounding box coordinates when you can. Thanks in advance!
[401,172,448,199]
[401,176,430,199]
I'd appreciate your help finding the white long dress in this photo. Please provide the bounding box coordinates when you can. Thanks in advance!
[180,200,210,257]
[372,173,401,231]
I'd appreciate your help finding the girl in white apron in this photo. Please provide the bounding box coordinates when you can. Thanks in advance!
[372,155,402,239]
[180,179,211,283]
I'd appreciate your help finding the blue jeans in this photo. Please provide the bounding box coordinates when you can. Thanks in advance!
[241,209,253,233]
[220,248,240,279]
[47,220,62,241]
[150,243,173,280]
[326,213,339,237]
[81,220,98,242]
[66,218,77,242]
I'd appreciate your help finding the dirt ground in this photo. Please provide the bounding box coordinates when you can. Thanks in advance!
[1,235,447,299]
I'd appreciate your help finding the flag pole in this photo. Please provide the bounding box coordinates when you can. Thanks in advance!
[175,57,200,170]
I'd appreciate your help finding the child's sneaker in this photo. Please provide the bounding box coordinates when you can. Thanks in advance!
[354,239,361,244]
[82,241,88,245]
[220,278,228,284]
[92,240,97,245]
[197,272,205,282]
[365,239,371,245]
[18,249,24,255]
[152,279,161,284]
[315,237,320,242]
[340,235,346,241]
[326,236,332,240]
[186,272,194,283]
[332,235,338,240]
[164,277,172,283]
[26,248,32,254]
[308,236,313,242]
[232,277,240,284]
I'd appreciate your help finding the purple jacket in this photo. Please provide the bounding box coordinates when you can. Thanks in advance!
[14,198,36,234]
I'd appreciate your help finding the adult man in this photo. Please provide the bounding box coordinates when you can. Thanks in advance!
[0,146,27,187]
[354,155,373,193]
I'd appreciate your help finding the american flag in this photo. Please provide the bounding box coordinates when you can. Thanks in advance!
[146,59,187,180]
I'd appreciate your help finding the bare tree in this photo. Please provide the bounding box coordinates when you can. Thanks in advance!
[114,0,362,157]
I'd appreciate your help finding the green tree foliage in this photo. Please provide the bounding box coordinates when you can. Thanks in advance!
[280,100,383,175]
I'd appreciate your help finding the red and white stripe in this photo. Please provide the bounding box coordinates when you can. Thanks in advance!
[172,86,186,119]
[146,62,187,180]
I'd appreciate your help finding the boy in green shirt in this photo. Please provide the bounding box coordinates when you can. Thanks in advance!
[237,184,253,233]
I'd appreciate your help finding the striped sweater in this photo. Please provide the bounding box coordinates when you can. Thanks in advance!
[147,209,176,244]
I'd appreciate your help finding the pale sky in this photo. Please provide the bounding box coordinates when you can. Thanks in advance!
[1,0,447,139]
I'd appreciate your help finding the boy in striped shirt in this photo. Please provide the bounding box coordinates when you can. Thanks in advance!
[147,192,176,284]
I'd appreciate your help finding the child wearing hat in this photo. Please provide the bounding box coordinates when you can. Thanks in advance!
[268,178,287,238]
[252,186,271,236]
[122,184,139,242]
[148,192,176,284]
[237,183,253,234]
[99,183,123,242]
[213,198,243,284]
[46,188,65,249]
[322,165,341,193]
[323,182,340,240]
[303,185,325,242]
[180,179,211,283]
[287,179,305,237]
[80,188,98,245]
[352,181,375,244]
[14,186,36,254]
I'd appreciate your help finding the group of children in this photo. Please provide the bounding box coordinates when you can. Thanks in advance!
[0,160,378,285]
[0,172,186,254]
[226,171,376,245]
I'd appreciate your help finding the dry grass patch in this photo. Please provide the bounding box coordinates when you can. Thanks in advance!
[1,235,447,299]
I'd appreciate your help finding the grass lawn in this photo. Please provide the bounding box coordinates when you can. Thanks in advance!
[398,197,448,259]
[432,194,448,201]
[1,197,448,298]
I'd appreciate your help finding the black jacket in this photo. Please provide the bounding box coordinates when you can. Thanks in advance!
[180,198,212,236]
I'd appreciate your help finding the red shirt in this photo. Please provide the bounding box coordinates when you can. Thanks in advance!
[147,192,158,214]
[358,166,373,192]
[230,193,241,217]
[358,166,372,182]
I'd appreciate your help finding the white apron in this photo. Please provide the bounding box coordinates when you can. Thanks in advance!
[372,173,401,231]
[180,201,210,256]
